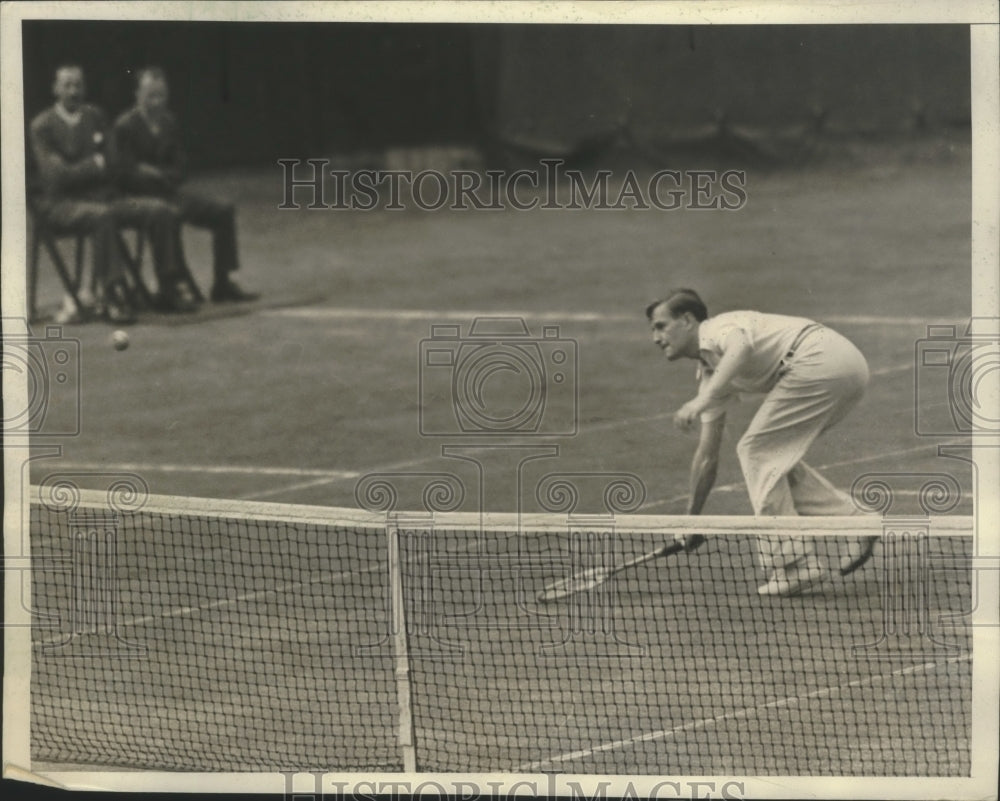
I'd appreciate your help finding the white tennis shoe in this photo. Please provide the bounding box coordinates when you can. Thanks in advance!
[757,557,831,597]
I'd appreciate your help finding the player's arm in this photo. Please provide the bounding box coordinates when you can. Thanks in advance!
[687,413,725,515]
[674,327,751,429]
[675,412,725,552]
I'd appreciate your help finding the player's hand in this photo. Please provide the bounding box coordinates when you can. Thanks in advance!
[93,153,106,170]
[673,399,703,431]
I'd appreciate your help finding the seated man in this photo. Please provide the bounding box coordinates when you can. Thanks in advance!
[29,64,133,323]
[29,65,193,322]
[112,67,258,303]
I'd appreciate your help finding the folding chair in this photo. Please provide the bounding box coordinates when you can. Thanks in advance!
[27,198,87,323]
[171,227,206,303]
[114,224,205,306]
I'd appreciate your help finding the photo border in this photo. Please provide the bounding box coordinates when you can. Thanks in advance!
[2,2,997,798]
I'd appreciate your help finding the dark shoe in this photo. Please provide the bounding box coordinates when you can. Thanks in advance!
[839,535,878,576]
[211,280,259,303]
[156,285,200,313]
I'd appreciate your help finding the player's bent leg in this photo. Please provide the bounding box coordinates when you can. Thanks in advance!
[754,484,830,596]
[784,461,878,576]
[738,412,833,596]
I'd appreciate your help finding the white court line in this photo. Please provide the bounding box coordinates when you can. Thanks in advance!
[513,652,972,773]
[237,454,444,501]
[708,487,965,499]
[35,560,382,647]
[43,460,360,480]
[263,307,959,327]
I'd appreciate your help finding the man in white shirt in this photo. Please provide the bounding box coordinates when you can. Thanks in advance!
[646,288,877,596]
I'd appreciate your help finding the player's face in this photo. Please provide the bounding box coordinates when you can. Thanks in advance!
[53,68,85,112]
[137,76,169,121]
[650,305,696,361]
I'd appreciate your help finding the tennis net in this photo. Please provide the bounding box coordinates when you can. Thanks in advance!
[28,485,973,775]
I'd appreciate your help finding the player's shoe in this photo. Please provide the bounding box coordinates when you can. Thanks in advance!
[757,557,830,597]
[211,279,259,303]
[839,535,878,576]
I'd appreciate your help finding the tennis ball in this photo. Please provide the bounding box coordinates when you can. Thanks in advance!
[111,330,130,351]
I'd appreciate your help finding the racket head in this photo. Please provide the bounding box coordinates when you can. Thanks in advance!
[536,566,612,603]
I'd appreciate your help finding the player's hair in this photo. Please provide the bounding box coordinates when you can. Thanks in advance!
[645,289,708,322]
[135,66,167,88]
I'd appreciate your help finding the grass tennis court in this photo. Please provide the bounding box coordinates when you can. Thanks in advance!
[27,137,973,512]
[26,134,975,773]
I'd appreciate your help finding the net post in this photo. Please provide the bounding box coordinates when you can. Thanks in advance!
[388,511,426,773]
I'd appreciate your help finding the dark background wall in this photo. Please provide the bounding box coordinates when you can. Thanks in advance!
[22,22,970,169]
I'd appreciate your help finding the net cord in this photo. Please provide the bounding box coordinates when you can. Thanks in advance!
[29,487,975,538]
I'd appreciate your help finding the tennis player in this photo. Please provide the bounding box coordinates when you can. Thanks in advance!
[647,289,878,596]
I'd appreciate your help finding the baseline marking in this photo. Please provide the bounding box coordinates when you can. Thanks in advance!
[263,307,960,327]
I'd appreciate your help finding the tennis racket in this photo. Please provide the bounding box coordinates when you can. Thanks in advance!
[536,540,687,603]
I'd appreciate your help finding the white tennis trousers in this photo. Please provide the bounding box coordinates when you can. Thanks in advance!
[735,326,870,574]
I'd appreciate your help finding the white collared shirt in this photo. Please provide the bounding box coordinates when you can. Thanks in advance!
[696,311,816,420]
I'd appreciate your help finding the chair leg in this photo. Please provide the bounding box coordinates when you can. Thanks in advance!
[181,253,205,302]
[40,234,84,317]
[73,234,86,293]
[116,229,154,307]
[175,228,205,302]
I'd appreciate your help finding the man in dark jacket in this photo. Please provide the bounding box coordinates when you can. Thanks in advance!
[112,67,257,303]
[29,65,193,321]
